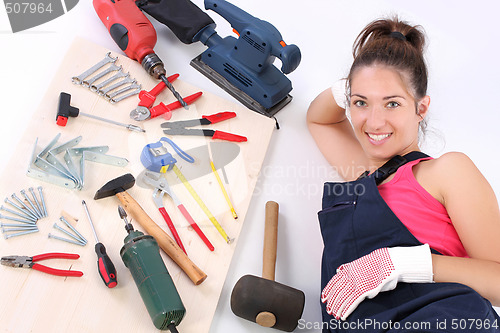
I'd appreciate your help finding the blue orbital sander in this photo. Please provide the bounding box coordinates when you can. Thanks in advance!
[136,0,301,117]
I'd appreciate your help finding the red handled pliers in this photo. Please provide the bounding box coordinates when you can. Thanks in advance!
[161,111,247,142]
[130,74,203,121]
[1,253,83,277]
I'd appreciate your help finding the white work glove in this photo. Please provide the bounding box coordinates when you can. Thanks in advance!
[321,244,433,320]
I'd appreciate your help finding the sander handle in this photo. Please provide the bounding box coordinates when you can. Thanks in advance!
[115,191,207,285]
[204,0,301,74]
[262,201,279,281]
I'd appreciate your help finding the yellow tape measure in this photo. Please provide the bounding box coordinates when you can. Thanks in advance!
[172,165,232,244]
[210,161,238,219]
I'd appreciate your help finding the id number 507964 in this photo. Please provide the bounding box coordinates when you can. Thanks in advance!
[5,2,53,14]
[451,318,498,330]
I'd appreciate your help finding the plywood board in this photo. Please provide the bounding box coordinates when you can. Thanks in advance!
[0,37,276,332]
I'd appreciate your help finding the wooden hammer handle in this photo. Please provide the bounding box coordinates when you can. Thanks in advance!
[262,201,279,281]
[116,191,207,285]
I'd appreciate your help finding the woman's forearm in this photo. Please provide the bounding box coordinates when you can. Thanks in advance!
[306,88,347,125]
[432,254,500,306]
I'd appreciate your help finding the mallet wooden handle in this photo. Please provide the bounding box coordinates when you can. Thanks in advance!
[262,201,279,281]
[116,191,207,285]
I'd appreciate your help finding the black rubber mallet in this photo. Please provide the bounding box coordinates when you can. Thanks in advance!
[230,201,305,331]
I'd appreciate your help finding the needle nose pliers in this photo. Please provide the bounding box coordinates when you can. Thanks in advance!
[1,253,83,277]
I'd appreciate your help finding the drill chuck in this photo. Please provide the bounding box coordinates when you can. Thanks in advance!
[120,228,185,330]
[141,53,188,109]
[141,53,166,80]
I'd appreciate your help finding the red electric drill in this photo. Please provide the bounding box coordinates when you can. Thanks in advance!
[93,0,188,108]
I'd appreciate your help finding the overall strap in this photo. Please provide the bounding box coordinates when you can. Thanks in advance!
[358,151,430,185]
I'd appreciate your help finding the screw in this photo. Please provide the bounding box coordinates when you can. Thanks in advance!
[60,216,87,244]
[1,222,38,228]
[48,233,86,246]
[53,223,87,244]
[2,226,38,233]
[28,187,44,219]
[4,229,39,239]
[20,190,42,219]
[0,214,37,224]
[0,205,37,222]
[11,194,39,220]
[3,198,38,220]
[37,186,47,217]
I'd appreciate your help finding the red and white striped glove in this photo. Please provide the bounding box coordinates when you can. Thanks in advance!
[321,244,433,320]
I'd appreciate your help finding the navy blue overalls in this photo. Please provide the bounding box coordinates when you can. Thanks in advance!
[319,152,500,332]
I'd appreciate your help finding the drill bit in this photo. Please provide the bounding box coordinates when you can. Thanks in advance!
[118,206,134,233]
[141,53,189,110]
[118,205,127,220]
[160,74,189,110]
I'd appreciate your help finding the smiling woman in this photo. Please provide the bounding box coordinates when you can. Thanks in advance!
[307,16,500,333]
[349,65,430,163]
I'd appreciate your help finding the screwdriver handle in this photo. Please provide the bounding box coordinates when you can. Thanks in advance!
[95,243,117,288]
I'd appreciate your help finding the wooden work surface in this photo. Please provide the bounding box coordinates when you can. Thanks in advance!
[0,37,276,332]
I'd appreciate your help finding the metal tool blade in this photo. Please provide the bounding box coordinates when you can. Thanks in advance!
[163,128,214,137]
[160,118,209,129]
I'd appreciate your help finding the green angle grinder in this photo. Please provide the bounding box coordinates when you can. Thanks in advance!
[118,206,185,332]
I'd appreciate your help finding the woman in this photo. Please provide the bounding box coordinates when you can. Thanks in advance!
[307,17,500,331]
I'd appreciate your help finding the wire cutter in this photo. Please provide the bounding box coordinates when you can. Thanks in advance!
[161,111,247,142]
[143,172,215,252]
[130,74,203,121]
[1,253,83,277]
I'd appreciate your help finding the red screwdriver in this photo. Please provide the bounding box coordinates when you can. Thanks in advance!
[93,0,188,109]
[82,200,117,288]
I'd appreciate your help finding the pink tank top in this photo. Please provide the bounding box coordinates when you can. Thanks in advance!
[377,157,468,257]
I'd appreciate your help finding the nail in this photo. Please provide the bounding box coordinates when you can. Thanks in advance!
[53,223,87,244]
[20,190,42,219]
[38,186,47,217]
[11,194,39,220]
[60,216,87,244]
[0,205,37,222]
[48,233,86,246]
[4,229,39,239]
[5,197,38,220]
[28,187,44,219]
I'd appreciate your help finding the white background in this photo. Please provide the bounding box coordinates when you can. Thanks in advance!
[1,1,499,332]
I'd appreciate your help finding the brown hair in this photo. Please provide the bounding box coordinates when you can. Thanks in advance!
[347,17,428,101]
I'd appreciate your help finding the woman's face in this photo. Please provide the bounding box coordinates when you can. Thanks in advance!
[349,65,429,163]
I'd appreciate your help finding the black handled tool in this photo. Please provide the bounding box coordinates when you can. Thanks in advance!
[56,92,145,132]
[82,200,117,288]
